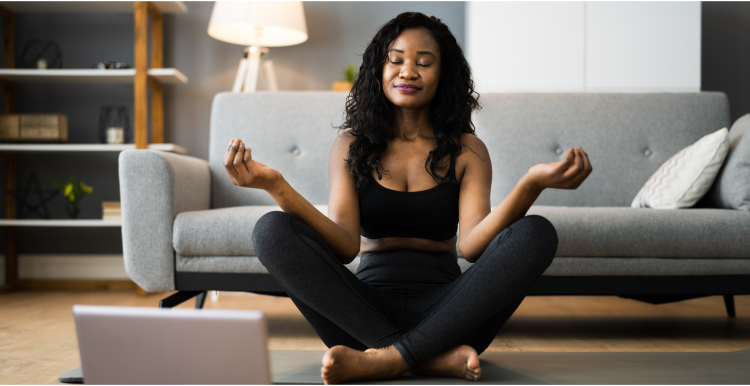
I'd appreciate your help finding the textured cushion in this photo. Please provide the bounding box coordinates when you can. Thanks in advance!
[527,205,750,258]
[173,205,326,257]
[209,92,731,208]
[209,92,347,208]
[471,92,730,206]
[702,113,750,211]
[631,127,729,209]
[174,204,750,277]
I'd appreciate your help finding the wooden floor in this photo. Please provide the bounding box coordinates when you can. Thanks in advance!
[1,291,749,385]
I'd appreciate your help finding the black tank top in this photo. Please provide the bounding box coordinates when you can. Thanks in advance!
[359,162,460,242]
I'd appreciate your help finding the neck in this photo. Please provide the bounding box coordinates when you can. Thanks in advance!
[391,104,433,141]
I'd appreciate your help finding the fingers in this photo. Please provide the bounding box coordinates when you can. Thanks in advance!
[572,147,593,185]
[551,147,575,175]
[233,140,250,175]
[566,147,593,188]
[561,147,584,181]
[581,148,592,174]
[224,139,240,180]
[243,143,253,165]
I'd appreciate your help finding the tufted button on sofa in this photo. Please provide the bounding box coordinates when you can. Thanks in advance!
[119,91,750,313]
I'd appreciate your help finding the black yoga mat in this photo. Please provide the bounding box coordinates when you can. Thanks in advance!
[59,348,750,384]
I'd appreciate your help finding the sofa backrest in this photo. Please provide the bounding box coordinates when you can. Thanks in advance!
[473,92,730,206]
[210,92,347,208]
[209,91,730,208]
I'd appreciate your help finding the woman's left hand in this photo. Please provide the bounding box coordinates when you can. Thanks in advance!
[524,147,592,192]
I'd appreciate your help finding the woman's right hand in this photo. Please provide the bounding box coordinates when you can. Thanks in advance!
[223,139,283,192]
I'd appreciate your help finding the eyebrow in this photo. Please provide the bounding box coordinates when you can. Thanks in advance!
[388,49,436,58]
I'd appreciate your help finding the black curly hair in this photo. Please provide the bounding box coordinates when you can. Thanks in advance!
[339,11,481,191]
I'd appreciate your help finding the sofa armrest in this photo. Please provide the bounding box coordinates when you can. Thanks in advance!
[119,150,211,292]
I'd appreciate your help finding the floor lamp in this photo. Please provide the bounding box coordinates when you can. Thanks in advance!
[208,1,308,92]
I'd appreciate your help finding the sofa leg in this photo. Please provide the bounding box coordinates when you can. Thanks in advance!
[159,291,204,308]
[195,291,207,309]
[723,295,736,318]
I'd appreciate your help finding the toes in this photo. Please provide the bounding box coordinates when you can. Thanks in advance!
[464,367,480,381]
[321,366,338,385]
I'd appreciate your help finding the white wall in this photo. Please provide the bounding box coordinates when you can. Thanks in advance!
[467,1,701,93]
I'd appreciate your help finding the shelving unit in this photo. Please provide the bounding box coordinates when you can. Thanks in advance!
[0,219,121,227]
[0,68,188,84]
[0,1,189,291]
[0,143,186,153]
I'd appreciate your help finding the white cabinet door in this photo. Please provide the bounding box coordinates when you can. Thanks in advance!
[466,1,700,93]
[585,1,701,92]
[467,1,585,93]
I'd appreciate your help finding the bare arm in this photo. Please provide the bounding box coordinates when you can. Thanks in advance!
[457,135,592,262]
[223,136,360,264]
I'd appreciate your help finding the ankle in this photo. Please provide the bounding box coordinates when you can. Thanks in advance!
[380,346,410,375]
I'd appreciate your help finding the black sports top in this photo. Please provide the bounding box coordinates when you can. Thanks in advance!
[359,162,460,242]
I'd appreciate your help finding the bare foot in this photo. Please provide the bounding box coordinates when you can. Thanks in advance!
[321,345,409,385]
[412,345,481,381]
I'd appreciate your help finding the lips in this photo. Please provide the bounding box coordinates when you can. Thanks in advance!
[395,83,422,90]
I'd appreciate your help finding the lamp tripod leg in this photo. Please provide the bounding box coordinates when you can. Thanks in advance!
[263,57,278,91]
[243,47,262,92]
[232,55,249,93]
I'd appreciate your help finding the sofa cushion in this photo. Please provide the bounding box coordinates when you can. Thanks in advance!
[175,205,750,270]
[702,113,750,211]
[631,127,729,209]
[209,92,731,209]
[472,92,731,207]
[173,205,326,257]
[528,206,750,258]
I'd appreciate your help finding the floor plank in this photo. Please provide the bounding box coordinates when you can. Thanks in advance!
[0,291,748,385]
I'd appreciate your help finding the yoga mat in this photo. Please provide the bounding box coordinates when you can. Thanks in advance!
[59,349,750,384]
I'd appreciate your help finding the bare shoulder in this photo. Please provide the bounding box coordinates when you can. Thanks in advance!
[330,130,355,158]
[335,130,356,146]
[459,133,490,163]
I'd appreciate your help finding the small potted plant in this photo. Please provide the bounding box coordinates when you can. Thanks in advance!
[53,177,93,219]
[332,62,357,92]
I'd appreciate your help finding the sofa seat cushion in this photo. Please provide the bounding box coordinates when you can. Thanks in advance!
[174,206,295,257]
[174,204,750,274]
[528,206,750,258]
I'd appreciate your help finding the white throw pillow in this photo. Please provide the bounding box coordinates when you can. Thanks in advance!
[631,127,730,209]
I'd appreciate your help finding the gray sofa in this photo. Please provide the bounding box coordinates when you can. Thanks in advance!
[119,91,750,315]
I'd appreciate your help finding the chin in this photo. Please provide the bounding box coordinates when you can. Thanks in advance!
[389,94,428,109]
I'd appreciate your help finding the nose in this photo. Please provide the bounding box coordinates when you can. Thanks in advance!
[399,61,418,80]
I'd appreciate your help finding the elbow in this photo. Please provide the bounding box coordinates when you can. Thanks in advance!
[338,240,360,265]
[458,243,478,264]
[462,253,478,264]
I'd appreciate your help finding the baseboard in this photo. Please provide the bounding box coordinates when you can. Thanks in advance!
[0,254,129,287]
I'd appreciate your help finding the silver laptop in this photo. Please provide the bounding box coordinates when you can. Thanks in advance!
[73,305,272,384]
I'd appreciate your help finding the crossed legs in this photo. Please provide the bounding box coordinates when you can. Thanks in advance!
[252,211,558,383]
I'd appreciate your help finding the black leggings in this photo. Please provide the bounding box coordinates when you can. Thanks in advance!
[252,212,558,369]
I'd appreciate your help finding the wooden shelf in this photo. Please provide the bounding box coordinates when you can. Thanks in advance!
[0,1,187,14]
[0,219,121,227]
[0,68,188,84]
[0,143,187,154]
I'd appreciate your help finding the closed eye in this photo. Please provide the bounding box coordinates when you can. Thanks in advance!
[390,61,431,67]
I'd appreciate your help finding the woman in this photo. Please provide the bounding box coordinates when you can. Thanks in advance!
[223,12,592,385]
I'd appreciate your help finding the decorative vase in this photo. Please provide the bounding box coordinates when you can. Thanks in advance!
[66,205,80,219]
[98,106,132,144]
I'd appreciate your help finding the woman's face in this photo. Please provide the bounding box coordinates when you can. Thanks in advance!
[382,27,441,110]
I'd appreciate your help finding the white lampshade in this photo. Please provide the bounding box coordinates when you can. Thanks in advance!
[208,1,308,47]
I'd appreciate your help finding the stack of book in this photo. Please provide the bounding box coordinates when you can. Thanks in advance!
[102,201,121,221]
